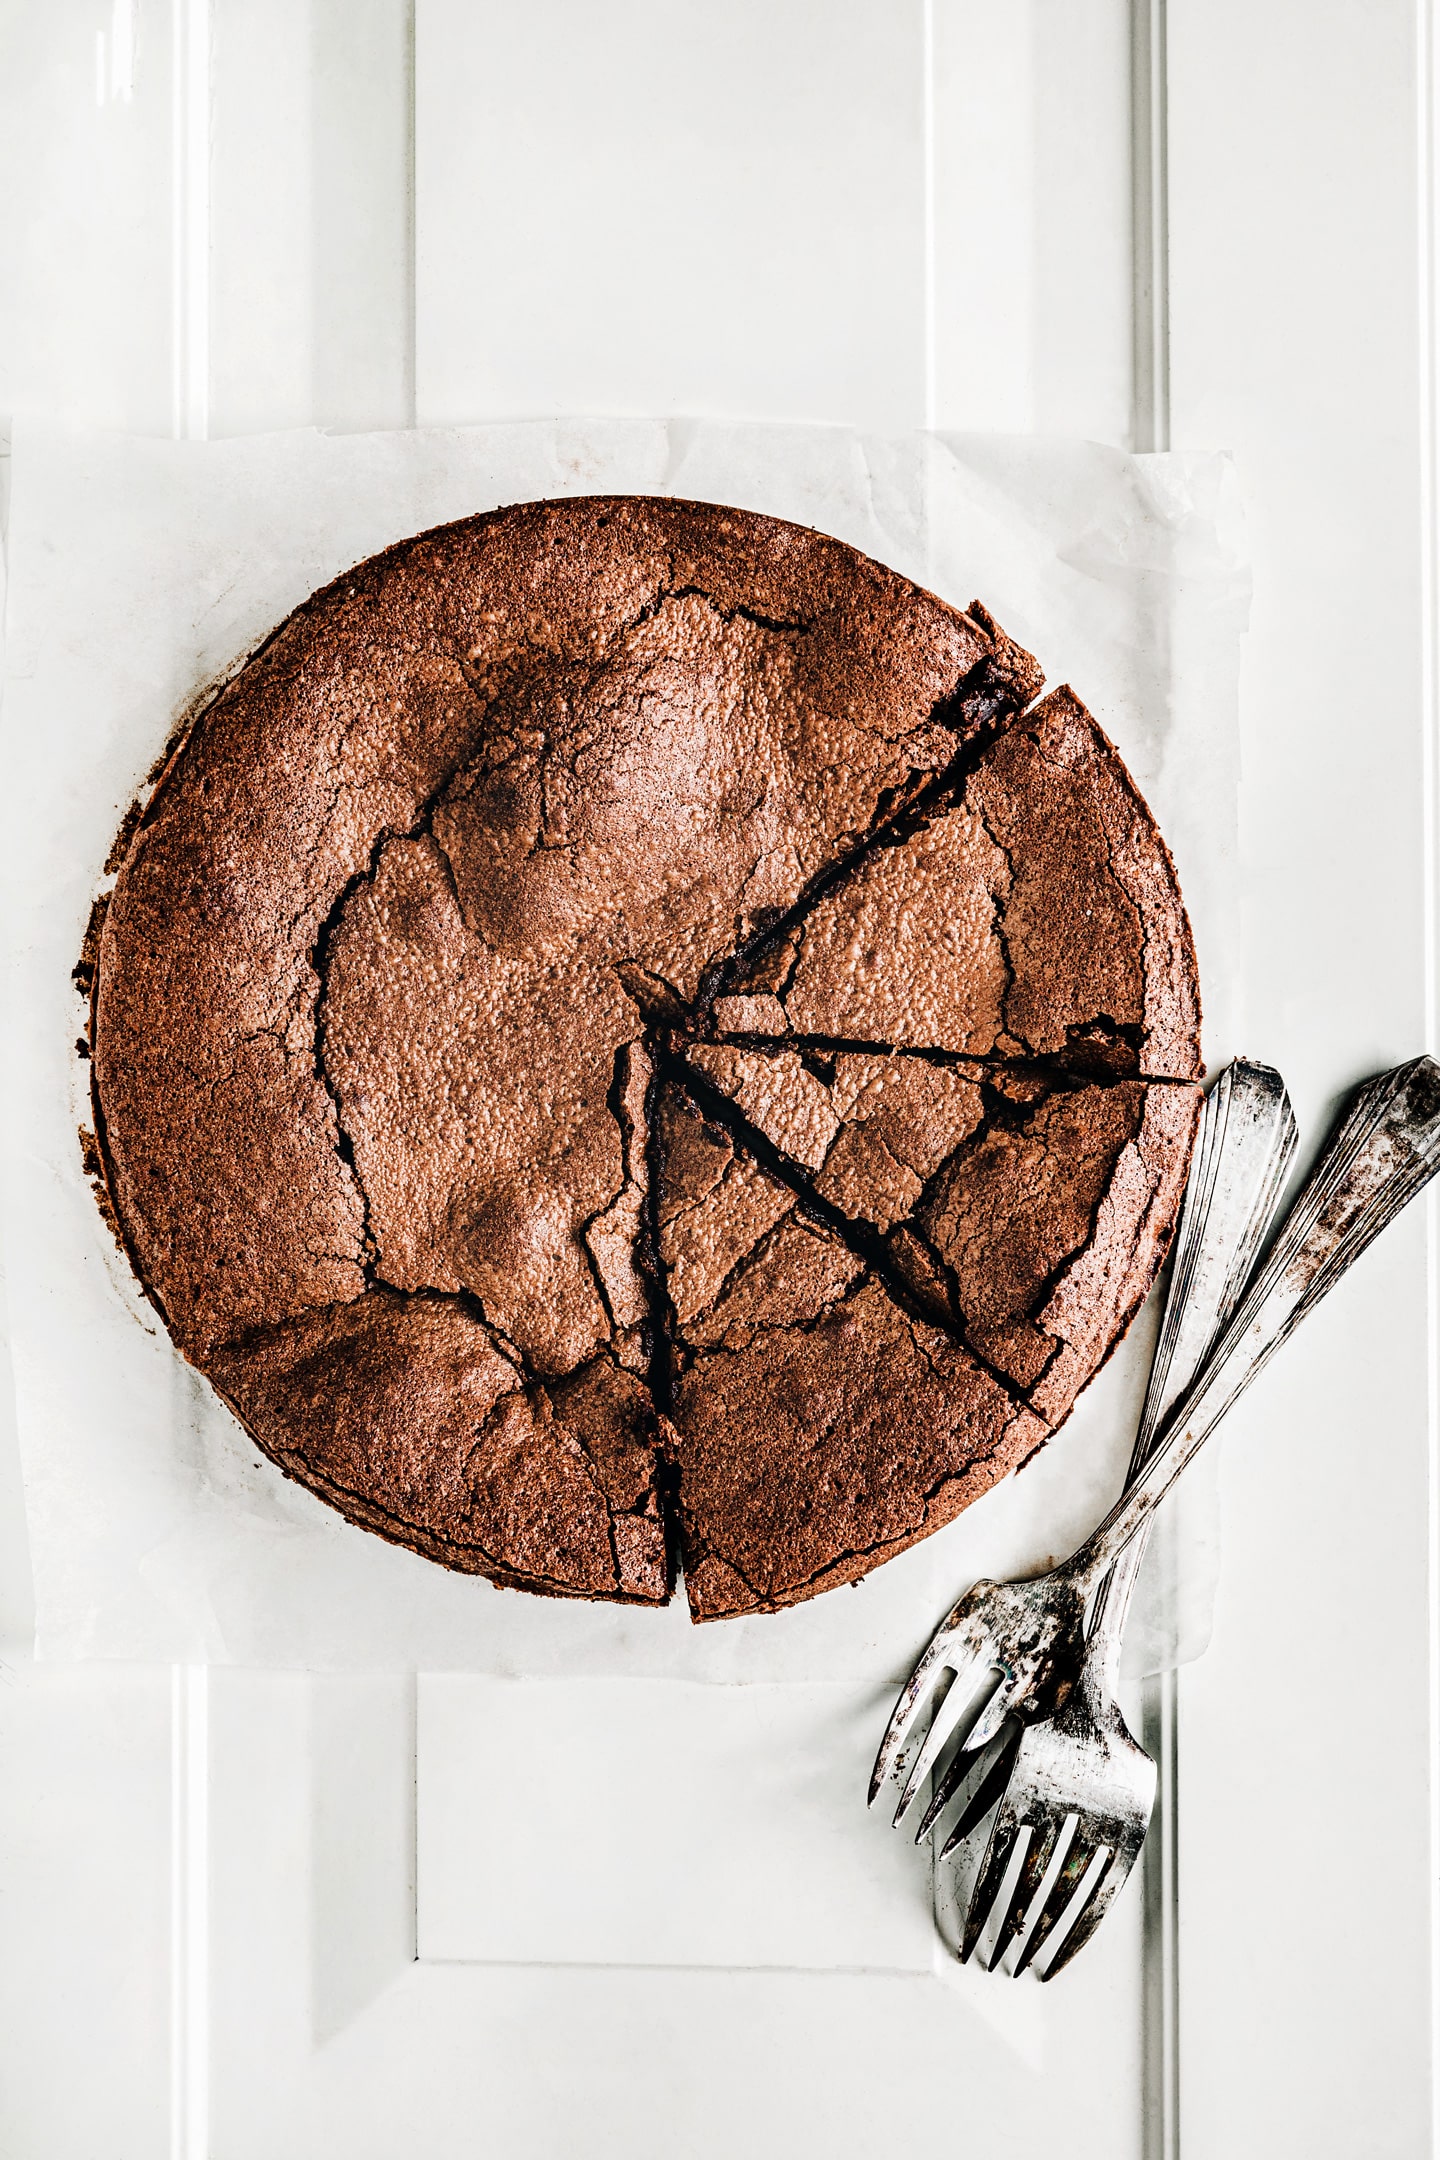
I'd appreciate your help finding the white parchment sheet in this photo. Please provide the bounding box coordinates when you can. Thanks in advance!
[0,419,1247,1676]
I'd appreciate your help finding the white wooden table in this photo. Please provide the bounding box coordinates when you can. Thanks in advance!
[0,4,1435,2153]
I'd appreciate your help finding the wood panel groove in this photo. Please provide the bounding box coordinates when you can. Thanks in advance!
[1416,0,1440,2146]
[169,1666,210,2160]
[1130,7,1181,2148]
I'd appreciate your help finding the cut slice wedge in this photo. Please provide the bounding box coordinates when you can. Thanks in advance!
[675,1043,1202,1433]
[652,1081,1048,1620]
[707,687,1200,1082]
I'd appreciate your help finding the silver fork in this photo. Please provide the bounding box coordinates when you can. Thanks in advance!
[870,1054,1440,1970]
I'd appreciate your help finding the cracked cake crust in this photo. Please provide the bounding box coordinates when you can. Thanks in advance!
[86,494,1199,1616]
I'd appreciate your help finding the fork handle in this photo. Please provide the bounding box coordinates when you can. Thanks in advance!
[1074,1055,1440,1586]
[1085,1059,1297,1665]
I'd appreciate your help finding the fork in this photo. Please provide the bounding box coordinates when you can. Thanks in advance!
[870,1054,1440,1969]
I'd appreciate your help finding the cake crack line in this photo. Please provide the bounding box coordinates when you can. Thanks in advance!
[658,1046,1042,1417]
[674,1224,872,1360]
[699,1030,1204,1089]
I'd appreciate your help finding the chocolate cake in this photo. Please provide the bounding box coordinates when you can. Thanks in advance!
[85,496,1202,1618]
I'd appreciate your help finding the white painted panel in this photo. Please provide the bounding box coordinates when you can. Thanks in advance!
[0,1272,36,1656]
[931,0,1133,442]
[0,1665,172,2157]
[210,1675,1143,2158]
[309,1671,417,2038]
[0,0,174,433]
[209,0,413,436]
[1167,2,1435,2153]
[414,0,925,430]
[214,1963,1147,2160]
[417,1676,931,1970]
[208,1670,418,2145]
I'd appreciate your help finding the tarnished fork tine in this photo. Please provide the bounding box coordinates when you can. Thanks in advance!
[986,1810,1077,1974]
[960,1794,1030,1964]
[964,1825,1030,1971]
[917,1719,1019,1847]
[866,1619,963,1806]
[1009,1832,1111,1977]
[891,1661,1006,1827]
[1004,1812,1086,1970]
[1030,1843,1135,1982]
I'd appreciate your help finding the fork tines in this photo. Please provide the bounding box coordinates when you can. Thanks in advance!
[960,1814,1133,1981]
[869,1640,1008,1827]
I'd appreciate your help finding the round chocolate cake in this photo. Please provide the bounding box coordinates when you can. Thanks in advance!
[85,497,1202,1618]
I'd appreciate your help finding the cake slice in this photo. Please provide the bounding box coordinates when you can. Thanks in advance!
[706,686,1201,1081]
[678,1044,1201,1427]
[652,1081,1047,1619]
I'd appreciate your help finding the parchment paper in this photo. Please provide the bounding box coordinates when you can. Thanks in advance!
[0,418,1247,1678]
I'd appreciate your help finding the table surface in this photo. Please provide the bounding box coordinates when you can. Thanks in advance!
[0,4,1436,2155]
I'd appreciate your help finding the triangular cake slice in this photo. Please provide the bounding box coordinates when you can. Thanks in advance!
[653,1081,1047,1619]
[707,686,1200,1081]
[679,1044,1201,1429]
